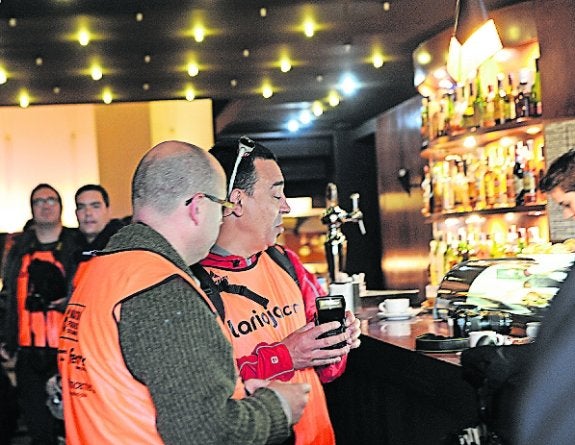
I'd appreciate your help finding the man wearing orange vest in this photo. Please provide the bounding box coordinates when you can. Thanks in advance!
[3,183,80,444]
[199,138,362,445]
[58,140,311,444]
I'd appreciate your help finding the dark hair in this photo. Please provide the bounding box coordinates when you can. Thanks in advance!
[75,184,110,207]
[209,137,277,195]
[539,148,575,193]
[30,183,62,208]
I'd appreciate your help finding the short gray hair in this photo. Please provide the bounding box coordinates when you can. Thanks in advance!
[132,141,217,214]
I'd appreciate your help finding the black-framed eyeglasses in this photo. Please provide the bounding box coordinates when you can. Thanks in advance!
[32,197,59,206]
[185,192,235,210]
[227,136,256,198]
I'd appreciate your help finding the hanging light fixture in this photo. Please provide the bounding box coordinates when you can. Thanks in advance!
[446,0,503,82]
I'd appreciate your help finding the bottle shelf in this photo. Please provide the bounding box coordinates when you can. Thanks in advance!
[423,204,546,223]
[421,118,544,159]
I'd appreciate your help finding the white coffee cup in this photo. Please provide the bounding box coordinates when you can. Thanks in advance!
[468,330,506,347]
[379,298,410,314]
[380,322,411,337]
[526,321,541,339]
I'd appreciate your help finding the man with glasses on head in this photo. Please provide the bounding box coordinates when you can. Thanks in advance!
[58,140,311,444]
[198,137,361,445]
[2,183,79,445]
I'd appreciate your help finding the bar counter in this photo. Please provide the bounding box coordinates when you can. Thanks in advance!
[323,302,479,445]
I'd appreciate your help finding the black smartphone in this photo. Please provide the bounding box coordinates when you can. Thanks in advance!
[315,295,347,349]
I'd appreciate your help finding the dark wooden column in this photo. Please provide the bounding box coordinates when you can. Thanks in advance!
[535,0,575,118]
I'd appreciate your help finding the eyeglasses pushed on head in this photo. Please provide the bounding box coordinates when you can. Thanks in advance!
[185,192,235,210]
[227,136,256,198]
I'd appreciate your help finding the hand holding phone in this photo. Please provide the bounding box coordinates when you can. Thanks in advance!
[315,295,347,349]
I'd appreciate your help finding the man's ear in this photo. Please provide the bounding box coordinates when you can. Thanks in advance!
[228,190,244,216]
[187,196,201,225]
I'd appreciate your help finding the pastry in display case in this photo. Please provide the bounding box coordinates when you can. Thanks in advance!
[434,250,575,324]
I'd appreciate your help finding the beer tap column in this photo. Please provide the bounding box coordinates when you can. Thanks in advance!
[321,183,366,283]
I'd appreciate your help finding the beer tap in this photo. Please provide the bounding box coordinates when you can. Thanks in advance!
[321,183,366,283]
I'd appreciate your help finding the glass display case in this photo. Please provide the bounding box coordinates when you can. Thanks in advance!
[434,254,575,323]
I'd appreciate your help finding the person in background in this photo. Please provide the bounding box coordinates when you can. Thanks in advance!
[58,140,311,445]
[515,148,575,444]
[198,138,361,445]
[2,183,79,445]
[74,184,125,256]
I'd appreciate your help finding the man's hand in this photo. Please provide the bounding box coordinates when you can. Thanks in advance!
[344,310,361,349]
[266,380,311,424]
[282,321,351,370]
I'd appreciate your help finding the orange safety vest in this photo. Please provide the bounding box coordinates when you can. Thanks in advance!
[16,250,66,348]
[203,253,335,445]
[58,250,245,445]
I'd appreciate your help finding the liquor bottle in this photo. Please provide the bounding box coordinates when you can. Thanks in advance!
[484,84,496,127]
[420,96,431,145]
[442,161,455,212]
[466,160,478,210]
[506,74,517,121]
[474,159,487,210]
[515,73,530,119]
[475,232,490,259]
[463,81,476,129]
[456,230,470,262]
[494,74,507,125]
[484,160,496,208]
[514,144,525,206]
[453,160,470,212]
[452,85,467,134]
[530,58,542,117]
[473,75,485,128]
[432,162,444,213]
[523,159,538,205]
[506,162,516,207]
[421,165,432,215]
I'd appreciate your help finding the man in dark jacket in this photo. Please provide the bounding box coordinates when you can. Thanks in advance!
[2,183,79,445]
[73,184,125,263]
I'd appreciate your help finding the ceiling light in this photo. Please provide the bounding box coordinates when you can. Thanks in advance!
[142,83,150,91]
[35,57,43,66]
[91,65,103,81]
[303,20,315,38]
[19,91,30,108]
[383,2,391,11]
[53,86,61,94]
[280,58,292,73]
[262,84,273,99]
[372,54,384,68]
[193,26,205,43]
[260,7,267,18]
[328,91,340,107]
[344,42,352,53]
[102,89,113,104]
[312,101,324,117]
[8,18,17,27]
[299,110,312,125]
[417,51,432,65]
[446,0,503,82]
[0,68,7,85]
[78,29,90,46]
[144,55,151,63]
[243,49,250,58]
[287,119,300,132]
[230,79,238,87]
[187,62,199,77]
[185,87,195,101]
[340,73,358,96]
[316,74,324,83]
[135,12,144,22]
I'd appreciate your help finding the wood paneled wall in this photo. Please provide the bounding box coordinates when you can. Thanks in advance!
[375,96,431,294]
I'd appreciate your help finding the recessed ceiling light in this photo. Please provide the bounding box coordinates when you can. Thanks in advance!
[35,57,43,66]
[78,29,90,46]
[187,62,199,77]
[144,55,151,63]
[193,26,205,43]
[287,119,300,132]
[260,7,267,18]
[312,101,324,117]
[91,65,103,81]
[262,85,273,98]
[102,89,113,104]
[19,91,30,108]
[0,69,7,85]
[328,91,340,107]
[243,49,250,58]
[340,73,358,96]
[316,74,324,82]
[230,79,238,87]
[280,58,292,73]
[53,86,61,94]
[185,87,195,101]
[299,110,312,125]
[383,2,391,11]
[135,12,144,22]
[8,18,17,27]
[142,83,150,91]
[373,54,384,68]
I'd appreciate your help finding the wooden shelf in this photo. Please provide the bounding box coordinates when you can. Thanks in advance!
[423,204,547,223]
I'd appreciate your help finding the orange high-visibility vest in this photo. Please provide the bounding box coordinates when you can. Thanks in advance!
[17,250,66,348]
[59,250,245,445]
[203,253,335,445]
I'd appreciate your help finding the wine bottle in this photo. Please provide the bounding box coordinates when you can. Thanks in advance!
[506,74,517,121]
[463,81,476,129]
[495,74,507,125]
[530,58,542,117]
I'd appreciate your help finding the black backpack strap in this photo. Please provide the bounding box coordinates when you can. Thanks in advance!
[265,245,300,287]
[189,263,226,320]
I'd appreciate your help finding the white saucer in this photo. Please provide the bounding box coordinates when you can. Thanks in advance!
[377,307,419,321]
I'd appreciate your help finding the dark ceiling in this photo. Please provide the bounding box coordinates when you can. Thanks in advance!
[0,0,527,138]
